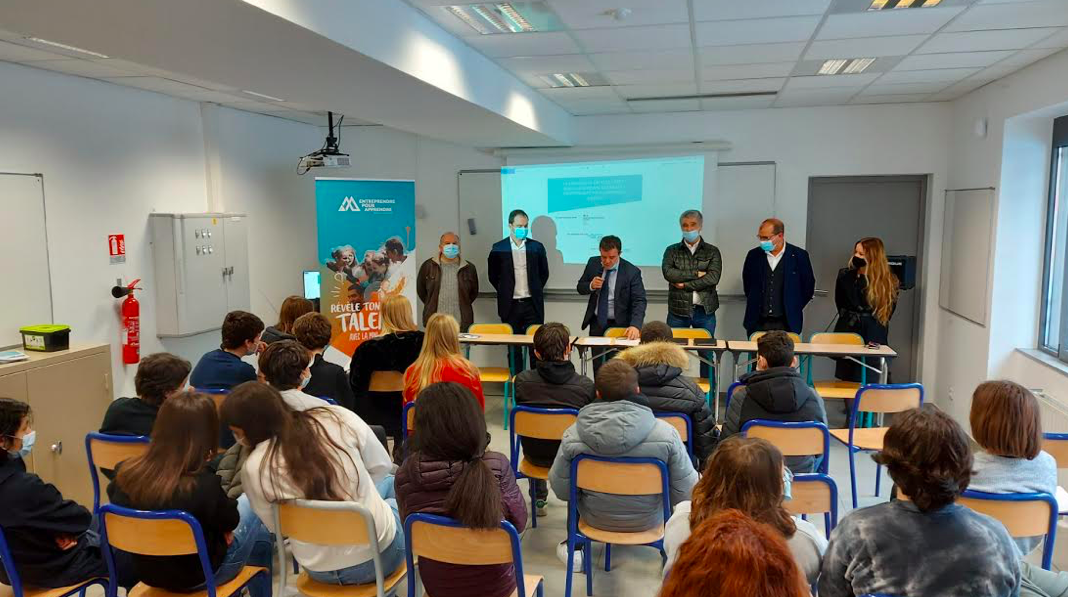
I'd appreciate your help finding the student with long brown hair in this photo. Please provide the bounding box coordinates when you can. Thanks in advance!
[396,382,527,597]
[659,509,809,597]
[263,295,315,344]
[664,436,826,584]
[403,313,483,409]
[222,382,401,586]
[834,236,898,383]
[108,391,273,596]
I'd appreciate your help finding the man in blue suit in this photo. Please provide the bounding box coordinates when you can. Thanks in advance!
[742,218,816,338]
[488,209,549,370]
[577,235,647,370]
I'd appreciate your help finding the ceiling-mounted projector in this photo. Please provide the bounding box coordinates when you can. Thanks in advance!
[298,111,350,174]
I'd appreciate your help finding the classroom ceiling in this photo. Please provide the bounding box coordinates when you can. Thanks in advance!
[402,0,1068,114]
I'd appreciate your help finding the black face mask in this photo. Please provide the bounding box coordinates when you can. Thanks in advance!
[851,256,867,269]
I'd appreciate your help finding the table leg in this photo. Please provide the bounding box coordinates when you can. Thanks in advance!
[580,346,588,377]
[710,352,719,421]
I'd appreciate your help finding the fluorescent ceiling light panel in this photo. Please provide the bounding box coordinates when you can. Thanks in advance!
[869,0,942,9]
[540,72,608,88]
[25,37,108,58]
[241,89,284,102]
[445,2,563,34]
[818,58,876,75]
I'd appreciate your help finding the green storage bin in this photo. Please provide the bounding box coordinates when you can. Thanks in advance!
[19,324,70,352]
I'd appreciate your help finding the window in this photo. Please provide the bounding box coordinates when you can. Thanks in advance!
[1040,116,1068,359]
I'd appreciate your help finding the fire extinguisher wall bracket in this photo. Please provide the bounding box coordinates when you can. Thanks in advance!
[120,278,142,365]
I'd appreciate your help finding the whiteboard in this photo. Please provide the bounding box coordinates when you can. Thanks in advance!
[458,162,775,294]
[939,188,995,326]
[0,173,53,347]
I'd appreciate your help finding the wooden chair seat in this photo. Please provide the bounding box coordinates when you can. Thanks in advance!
[577,520,664,545]
[129,567,267,597]
[518,459,550,480]
[814,381,861,399]
[478,367,512,383]
[690,377,711,393]
[830,427,888,451]
[0,579,107,597]
[295,562,407,597]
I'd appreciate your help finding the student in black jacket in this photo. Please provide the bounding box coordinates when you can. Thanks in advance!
[100,353,191,438]
[293,312,356,410]
[108,391,273,596]
[720,331,827,474]
[513,323,595,512]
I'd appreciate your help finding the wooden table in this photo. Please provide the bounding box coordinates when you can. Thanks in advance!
[725,341,898,385]
[458,333,534,347]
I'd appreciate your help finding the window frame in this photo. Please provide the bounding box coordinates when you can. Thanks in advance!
[1039,116,1068,359]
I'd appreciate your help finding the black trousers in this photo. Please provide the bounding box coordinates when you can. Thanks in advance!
[504,298,541,371]
[754,316,790,334]
[588,318,617,374]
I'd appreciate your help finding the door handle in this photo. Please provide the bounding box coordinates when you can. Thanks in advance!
[814,289,829,297]
[50,441,62,455]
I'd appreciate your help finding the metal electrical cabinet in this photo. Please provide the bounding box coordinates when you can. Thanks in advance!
[150,213,250,337]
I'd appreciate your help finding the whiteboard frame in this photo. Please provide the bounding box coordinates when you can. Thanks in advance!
[0,172,54,347]
[938,187,996,327]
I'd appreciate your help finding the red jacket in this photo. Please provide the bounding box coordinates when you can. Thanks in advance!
[403,359,485,409]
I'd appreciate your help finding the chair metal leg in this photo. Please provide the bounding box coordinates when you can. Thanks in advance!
[585,539,593,596]
[823,513,832,539]
[529,479,538,528]
[874,462,882,497]
[848,446,859,509]
[605,543,612,572]
[537,581,544,597]
[565,535,576,597]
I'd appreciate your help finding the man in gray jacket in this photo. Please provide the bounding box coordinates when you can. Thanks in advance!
[550,360,698,535]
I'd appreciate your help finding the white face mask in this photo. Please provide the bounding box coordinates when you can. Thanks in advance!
[9,430,34,459]
[299,370,311,390]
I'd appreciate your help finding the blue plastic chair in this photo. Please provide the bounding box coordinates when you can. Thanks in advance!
[785,473,838,539]
[99,504,269,597]
[0,524,108,597]
[403,513,543,597]
[959,490,1059,570]
[654,412,694,459]
[509,406,579,528]
[724,381,742,413]
[316,396,339,405]
[85,432,150,512]
[829,383,923,508]
[565,455,670,597]
[741,419,830,474]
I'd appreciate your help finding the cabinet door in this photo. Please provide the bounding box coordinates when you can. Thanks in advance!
[181,217,228,334]
[0,372,31,471]
[223,216,250,312]
[26,352,112,507]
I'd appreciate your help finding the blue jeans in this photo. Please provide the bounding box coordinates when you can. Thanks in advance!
[195,495,274,597]
[305,500,405,586]
[667,306,717,378]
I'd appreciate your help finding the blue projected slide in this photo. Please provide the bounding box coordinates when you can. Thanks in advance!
[501,156,704,266]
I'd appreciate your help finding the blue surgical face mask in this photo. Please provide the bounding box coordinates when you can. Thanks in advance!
[682,229,700,243]
[760,240,775,252]
[9,430,34,459]
[513,227,529,240]
[442,244,460,259]
[300,371,311,390]
[783,467,793,501]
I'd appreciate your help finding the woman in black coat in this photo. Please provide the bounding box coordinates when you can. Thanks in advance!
[833,237,898,382]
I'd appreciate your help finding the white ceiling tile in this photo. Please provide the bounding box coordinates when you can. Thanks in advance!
[693,0,832,21]
[945,2,1068,32]
[701,62,796,80]
[604,69,694,85]
[696,16,821,46]
[572,24,692,53]
[29,58,137,78]
[700,96,777,111]
[615,82,698,99]
[102,76,214,95]
[588,49,694,71]
[996,47,1061,67]
[464,31,580,58]
[539,86,621,103]
[0,39,66,61]
[497,54,595,76]
[929,79,993,100]
[775,88,858,107]
[876,67,981,84]
[852,93,934,104]
[552,98,631,115]
[1031,29,1068,49]
[701,42,807,65]
[895,50,1016,70]
[817,6,965,40]
[804,35,928,59]
[630,98,700,113]
[408,5,484,39]
[860,81,954,95]
[700,78,785,93]
[918,28,1062,53]
[546,0,689,29]
[785,73,880,90]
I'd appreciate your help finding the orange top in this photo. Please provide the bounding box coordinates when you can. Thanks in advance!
[403,359,485,410]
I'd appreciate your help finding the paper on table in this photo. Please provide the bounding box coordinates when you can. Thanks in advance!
[0,350,28,363]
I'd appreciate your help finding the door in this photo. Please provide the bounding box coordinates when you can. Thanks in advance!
[181,217,228,333]
[805,176,925,385]
[223,216,250,311]
[0,372,30,471]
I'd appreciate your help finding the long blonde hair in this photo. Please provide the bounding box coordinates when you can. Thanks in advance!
[380,295,417,334]
[852,237,898,326]
[405,314,476,397]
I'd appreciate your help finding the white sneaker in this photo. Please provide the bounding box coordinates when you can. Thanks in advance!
[557,540,585,573]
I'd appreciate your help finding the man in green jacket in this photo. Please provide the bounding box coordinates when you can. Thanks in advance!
[661,209,722,378]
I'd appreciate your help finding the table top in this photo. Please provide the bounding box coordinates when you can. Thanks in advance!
[458,333,534,345]
[725,341,897,358]
[575,336,729,351]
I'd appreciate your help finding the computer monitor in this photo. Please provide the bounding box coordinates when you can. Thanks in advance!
[303,270,320,300]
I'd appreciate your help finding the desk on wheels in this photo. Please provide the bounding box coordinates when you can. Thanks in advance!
[725,341,898,386]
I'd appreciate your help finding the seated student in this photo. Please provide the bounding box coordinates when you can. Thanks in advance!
[616,320,717,465]
[349,295,424,447]
[190,310,265,391]
[968,380,1058,556]
[513,322,595,515]
[0,398,121,589]
[550,360,697,566]
[258,340,329,411]
[403,313,484,409]
[659,509,810,597]
[101,352,191,437]
[293,312,356,410]
[664,436,826,585]
[819,404,1021,597]
[108,392,273,597]
[262,296,315,345]
[719,330,827,474]
[396,382,527,597]
[223,382,400,586]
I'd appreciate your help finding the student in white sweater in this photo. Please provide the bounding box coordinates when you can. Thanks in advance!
[221,381,402,585]
[258,340,331,411]
[664,436,826,585]
[968,380,1059,556]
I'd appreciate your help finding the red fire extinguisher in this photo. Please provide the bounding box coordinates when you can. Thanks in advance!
[118,279,141,364]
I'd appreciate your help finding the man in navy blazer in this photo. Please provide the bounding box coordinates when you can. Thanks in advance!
[577,235,647,370]
[488,209,549,370]
[742,218,816,338]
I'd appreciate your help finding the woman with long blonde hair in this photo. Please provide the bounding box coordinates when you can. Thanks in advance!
[833,237,898,382]
[403,314,484,409]
[380,293,419,335]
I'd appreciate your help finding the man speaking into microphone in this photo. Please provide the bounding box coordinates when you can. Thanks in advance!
[577,235,647,371]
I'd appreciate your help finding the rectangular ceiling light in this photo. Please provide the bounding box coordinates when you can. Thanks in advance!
[869,0,942,9]
[241,90,284,102]
[25,37,109,59]
[818,58,876,75]
[540,72,609,88]
[445,2,564,34]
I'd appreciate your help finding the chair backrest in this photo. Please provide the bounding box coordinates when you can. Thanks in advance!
[403,402,416,438]
[959,490,1058,570]
[852,383,924,418]
[809,332,865,345]
[195,387,230,412]
[1043,433,1068,468]
[525,324,541,336]
[511,406,578,441]
[603,327,628,338]
[317,396,338,406]
[725,381,743,412]
[570,455,671,532]
[0,524,26,595]
[468,323,513,335]
[276,500,375,545]
[749,331,803,344]
[671,327,711,340]
[368,370,405,393]
[654,412,693,458]
[85,432,151,510]
[741,420,829,474]
[783,473,838,531]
